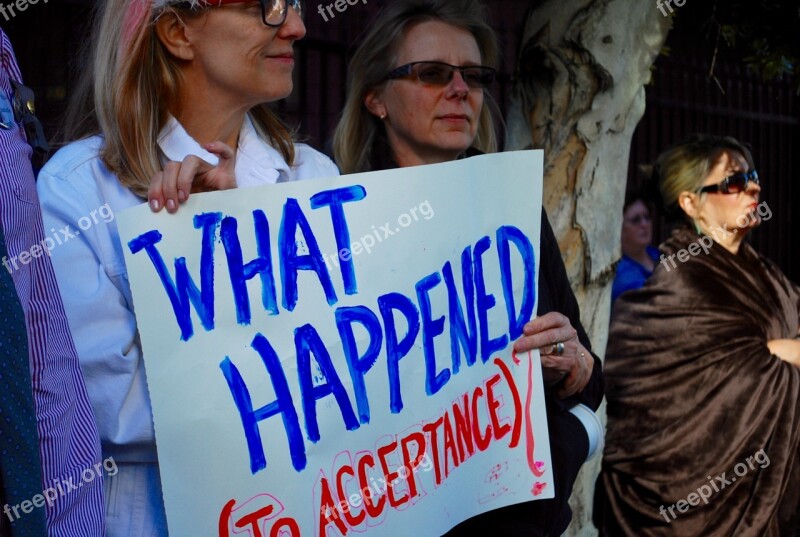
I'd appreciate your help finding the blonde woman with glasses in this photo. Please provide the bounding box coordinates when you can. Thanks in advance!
[37,0,337,534]
[334,1,605,534]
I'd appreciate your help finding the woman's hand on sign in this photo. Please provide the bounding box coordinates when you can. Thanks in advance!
[513,311,594,398]
[148,141,237,213]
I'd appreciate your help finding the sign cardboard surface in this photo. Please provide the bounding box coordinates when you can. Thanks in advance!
[118,150,550,536]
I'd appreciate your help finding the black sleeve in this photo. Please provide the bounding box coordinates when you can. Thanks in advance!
[536,209,605,412]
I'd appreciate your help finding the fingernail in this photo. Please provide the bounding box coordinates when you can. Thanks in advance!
[150,199,160,211]
[166,199,176,211]
[178,190,186,202]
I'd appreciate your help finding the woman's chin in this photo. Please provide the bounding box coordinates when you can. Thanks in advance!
[734,211,762,231]
[436,134,475,155]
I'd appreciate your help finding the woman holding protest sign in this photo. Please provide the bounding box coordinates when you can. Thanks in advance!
[596,134,800,536]
[36,0,337,534]
[333,1,604,534]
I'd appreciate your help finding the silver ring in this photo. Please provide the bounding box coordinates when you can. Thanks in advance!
[553,342,564,355]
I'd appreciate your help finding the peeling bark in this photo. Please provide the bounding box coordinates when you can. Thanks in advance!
[505,1,670,535]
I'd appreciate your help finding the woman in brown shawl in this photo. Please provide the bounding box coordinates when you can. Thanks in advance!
[595,134,800,536]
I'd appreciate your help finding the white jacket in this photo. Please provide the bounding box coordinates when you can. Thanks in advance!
[37,116,339,461]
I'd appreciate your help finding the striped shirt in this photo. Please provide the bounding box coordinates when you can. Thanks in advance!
[0,29,104,536]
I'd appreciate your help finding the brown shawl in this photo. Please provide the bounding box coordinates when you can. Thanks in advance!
[596,227,800,536]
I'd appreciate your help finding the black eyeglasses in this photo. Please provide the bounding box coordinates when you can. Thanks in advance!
[193,0,303,26]
[698,170,760,194]
[385,61,496,90]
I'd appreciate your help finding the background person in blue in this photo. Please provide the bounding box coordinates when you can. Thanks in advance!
[611,190,659,303]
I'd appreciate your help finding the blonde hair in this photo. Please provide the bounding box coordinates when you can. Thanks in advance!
[333,0,499,174]
[62,0,295,197]
[656,134,755,216]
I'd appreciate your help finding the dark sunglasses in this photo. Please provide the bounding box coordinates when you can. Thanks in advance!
[698,169,760,194]
[191,0,303,26]
[385,61,496,90]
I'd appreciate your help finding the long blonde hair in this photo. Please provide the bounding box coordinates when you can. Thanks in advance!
[333,0,499,174]
[62,0,295,197]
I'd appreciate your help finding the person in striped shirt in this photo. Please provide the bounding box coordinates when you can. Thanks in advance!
[0,28,104,537]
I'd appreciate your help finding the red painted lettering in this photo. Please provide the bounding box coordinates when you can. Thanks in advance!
[377,441,409,508]
[452,394,474,462]
[471,386,492,452]
[336,464,365,527]
[442,412,460,478]
[219,499,236,537]
[400,432,426,498]
[422,417,445,484]
[356,454,386,518]
[486,373,511,441]
[494,358,522,448]
[236,504,275,537]
[269,517,300,537]
[318,477,348,537]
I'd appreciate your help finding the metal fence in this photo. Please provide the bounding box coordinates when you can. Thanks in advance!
[628,36,799,282]
[5,0,797,282]
[280,0,526,151]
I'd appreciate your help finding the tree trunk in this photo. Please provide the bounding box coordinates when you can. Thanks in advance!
[505,1,670,535]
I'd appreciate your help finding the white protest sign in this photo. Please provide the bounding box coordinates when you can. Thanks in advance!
[118,150,551,536]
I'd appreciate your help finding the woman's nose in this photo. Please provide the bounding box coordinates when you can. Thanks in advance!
[746,180,761,195]
[278,5,306,40]
[446,71,470,97]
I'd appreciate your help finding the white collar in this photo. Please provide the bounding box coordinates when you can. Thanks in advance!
[157,114,289,187]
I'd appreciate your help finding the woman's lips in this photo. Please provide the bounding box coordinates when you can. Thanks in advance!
[438,114,470,123]
[266,53,295,64]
